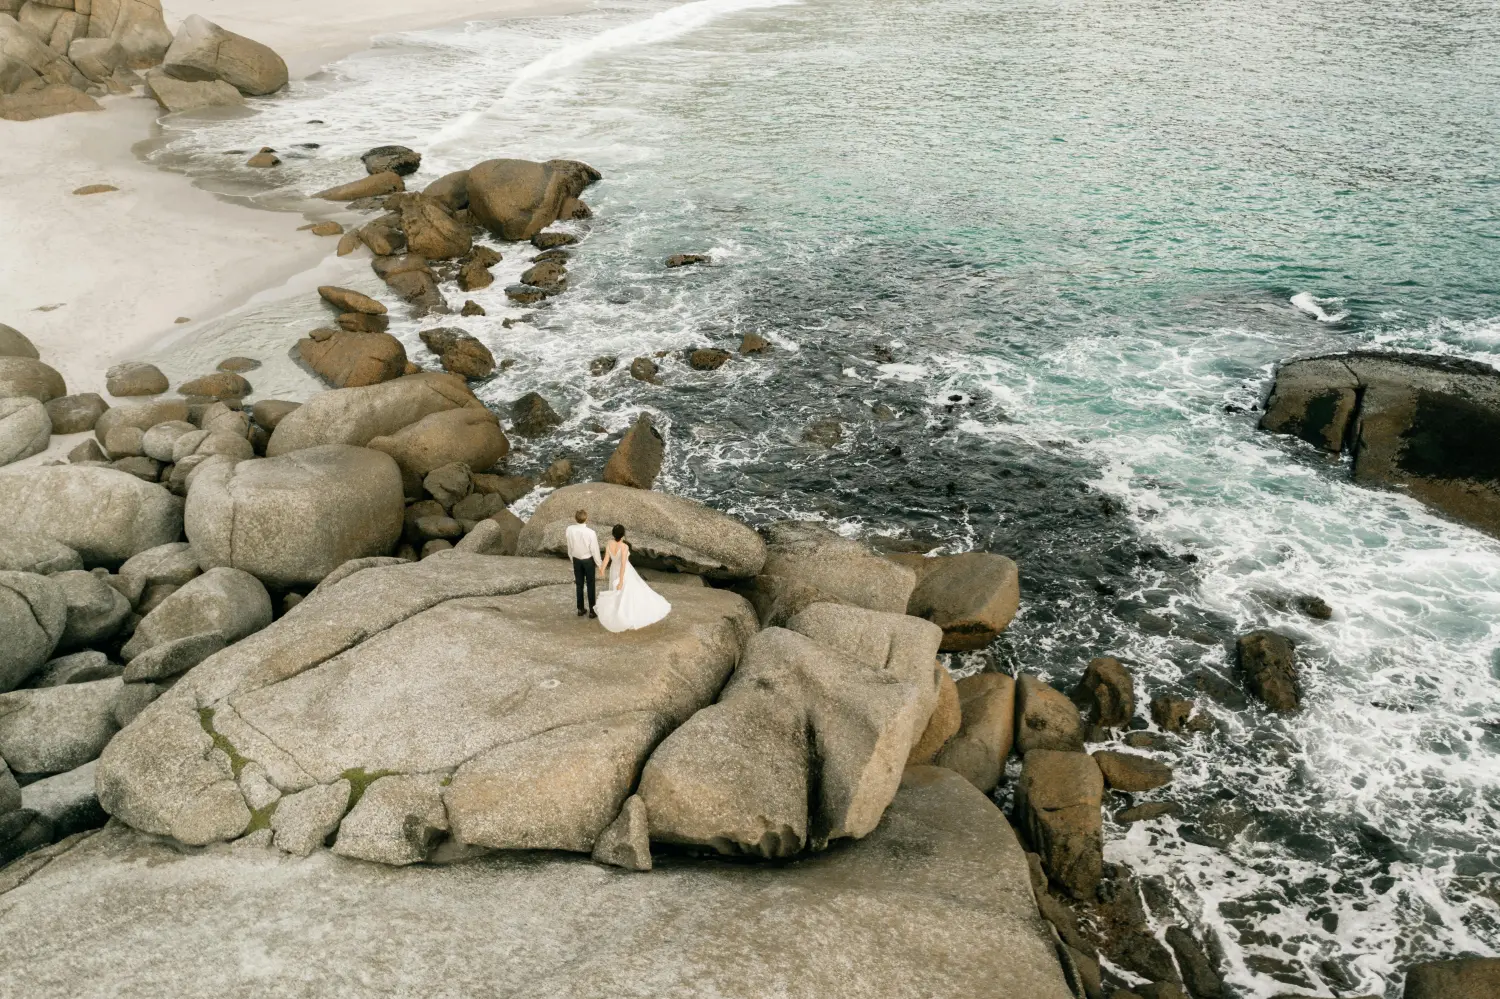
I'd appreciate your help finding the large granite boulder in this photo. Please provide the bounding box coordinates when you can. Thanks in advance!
[1017,749,1104,900]
[294,330,407,389]
[0,14,88,95]
[520,483,767,580]
[96,554,757,854]
[265,373,483,457]
[366,408,509,496]
[0,678,124,777]
[84,0,172,69]
[144,69,245,111]
[394,193,472,260]
[465,158,601,241]
[1260,351,1500,538]
[0,571,66,693]
[0,83,100,121]
[0,323,39,359]
[638,604,943,857]
[0,526,81,576]
[736,521,914,625]
[1071,656,1135,737]
[1402,958,1500,999]
[934,673,1015,793]
[184,445,404,588]
[0,396,49,466]
[892,551,1020,651]
[0,356,65,402]
[1015,675,1085,754]
[0,768,1074,999]
[161,15,286,95]
[119,567,272,662]
[0,466,183,566]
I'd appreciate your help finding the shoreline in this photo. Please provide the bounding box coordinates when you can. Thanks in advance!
[0,0,587,460]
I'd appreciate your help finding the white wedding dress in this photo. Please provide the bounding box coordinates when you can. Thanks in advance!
[596,544,672,633]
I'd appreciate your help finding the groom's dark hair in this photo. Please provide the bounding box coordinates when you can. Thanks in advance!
[575,510,587,523]
[612,524,626,541]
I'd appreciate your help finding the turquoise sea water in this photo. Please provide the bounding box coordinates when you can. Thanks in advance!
[146,1,1500,993]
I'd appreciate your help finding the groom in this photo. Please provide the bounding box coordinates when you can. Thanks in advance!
[565,509,603,618]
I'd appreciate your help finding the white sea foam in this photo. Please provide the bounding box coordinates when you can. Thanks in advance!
[1291,291,1350,323]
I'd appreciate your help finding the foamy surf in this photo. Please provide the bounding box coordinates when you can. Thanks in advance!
[1291,291,1350,323]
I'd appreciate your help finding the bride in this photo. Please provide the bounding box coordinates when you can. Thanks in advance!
[596,524,672,632]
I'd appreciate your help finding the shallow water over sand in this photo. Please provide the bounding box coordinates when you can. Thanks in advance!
[143,0,1500,993]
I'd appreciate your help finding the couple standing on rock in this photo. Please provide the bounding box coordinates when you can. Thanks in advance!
[564,510,671,633]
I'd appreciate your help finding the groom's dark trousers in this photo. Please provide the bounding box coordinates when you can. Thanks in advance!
[573,557,597,613]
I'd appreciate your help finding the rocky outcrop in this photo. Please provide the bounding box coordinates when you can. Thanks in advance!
[0,465,182,566]
[394,193,472,260]
[601,412,664,489]
[1072,656,1135,738]
[295,329,407,388]
[739,521,915,626]
[0,397,50,467]
[519,482,767,580]
[96,554,756,856]
[161,15,286,95]
[892,551,1020,651]
[464,158,601,241]
[266,372,484,456]
[0,83,99,120]
[1402,958,1500,999]
[1236,630,1300,713]
[934,673,1015,793]
[1015,675,1086,754]
[639,604,943,856]
[366,408,508,497]
[119,567,271,662]
[184,445,405,588]
[0,356,66,402]
[0,571,67,693]
[1260,351,1500,539]
[0,769,1074,999]
[1017,749,1103,900]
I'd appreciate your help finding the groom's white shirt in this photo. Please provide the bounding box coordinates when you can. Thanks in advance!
[564,523,602,563]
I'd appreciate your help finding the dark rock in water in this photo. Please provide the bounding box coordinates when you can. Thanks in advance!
[802,419,843,447]
[688,348,731,371]
[510,392,562,437]
[1150,696,1213,734]
[590,356,617,377]
[1401,958,1500,999]
[472,473,534,505]
[465,159,600,241]
[602,413,664,490]
[1123,731,1173,751]
[1295,594,1333,620]
[740,332,769,354]
[420,327,494,380]
[532,248,570,265]
[1236,630,1300,714]
[1164,925,1224,999]
[1072,656,1135,736]
[1260,351,1500,538]
[460,300,485,316]
[539,459,573,488]
[629,357,658,383]
[504,284,549,305]
[519,260,567,290]
[1114,801,1180,824]
[1092,751,1171,793]
[531,231,578,250]
[362,145,421,177]
[335,311,390,334]
[665,253,709,268]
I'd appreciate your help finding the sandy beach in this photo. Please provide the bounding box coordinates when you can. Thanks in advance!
[0,0,579,412]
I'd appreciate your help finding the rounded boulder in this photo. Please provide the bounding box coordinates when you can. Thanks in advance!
[184,444,405,588]
[367,408,509,496]
[0,397,51,467]
[162,15,288,96]
[266,373,483,457]
[0,571,67,692]
[0,357,66,403]
[0,465,184,567]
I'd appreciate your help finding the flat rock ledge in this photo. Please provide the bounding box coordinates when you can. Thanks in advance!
[0,769,1074,999]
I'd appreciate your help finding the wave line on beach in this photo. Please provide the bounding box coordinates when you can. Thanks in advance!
[425,0,799,152]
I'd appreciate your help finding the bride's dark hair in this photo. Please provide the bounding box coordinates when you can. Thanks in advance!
[612,524,626,541]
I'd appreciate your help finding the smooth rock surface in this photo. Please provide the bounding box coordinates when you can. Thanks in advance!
[744,521,915,626]
[161,14,287,95]
[0,527,81,576]
[0,769,1074,999]
[0,356,65,402]
[520,483,767,580]
[266,373,482,457]
[51,569,130,650]
[0,570,67,692]
[0,465,183,566]
[0,396,50,466]
[119,567,271,662]
[465,158,601,241]
[0,678,122,776]
[894,551,1020,651]
[602,412,664,490]
[96,555,756,855]
[366,408,508,496]
[184,444,404,588]
[934,673,1015,793]
[1016,675,1086,754]
[1017,749,1104,900]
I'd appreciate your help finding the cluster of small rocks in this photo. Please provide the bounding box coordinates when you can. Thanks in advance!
[0,7,287,120]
